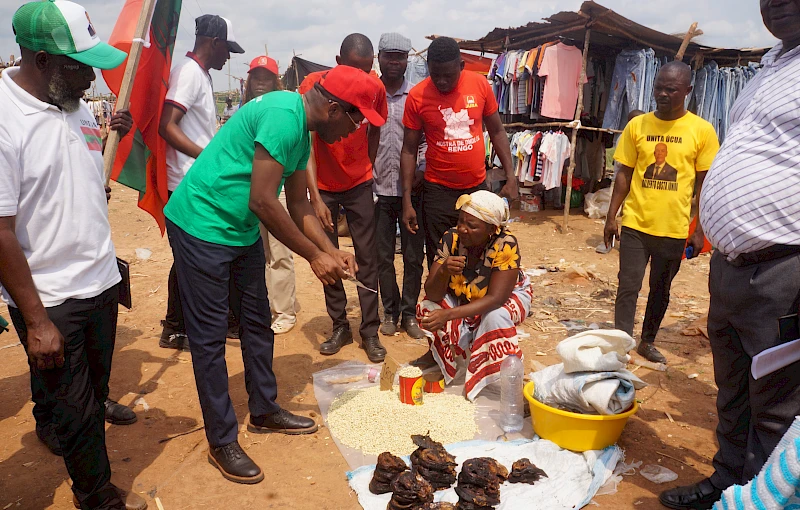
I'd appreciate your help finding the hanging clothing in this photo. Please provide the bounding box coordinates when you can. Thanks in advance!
[537,43,587,120]
[539,131,571,190]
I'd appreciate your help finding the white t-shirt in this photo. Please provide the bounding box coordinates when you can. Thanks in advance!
[0,67,120,308]
[165,52,217,191]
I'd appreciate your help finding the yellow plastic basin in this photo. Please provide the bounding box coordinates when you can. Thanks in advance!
[523,381,637,452]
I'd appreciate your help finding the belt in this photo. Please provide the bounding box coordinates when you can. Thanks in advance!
[728,244,800,268]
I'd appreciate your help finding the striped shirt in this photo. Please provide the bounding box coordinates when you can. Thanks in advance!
[373,79,425,196]
[700,42,800,260]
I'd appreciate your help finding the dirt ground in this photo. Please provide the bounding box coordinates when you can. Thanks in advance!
[0,183,719,509]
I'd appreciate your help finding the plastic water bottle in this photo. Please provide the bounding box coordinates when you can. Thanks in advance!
[500,354,524,433]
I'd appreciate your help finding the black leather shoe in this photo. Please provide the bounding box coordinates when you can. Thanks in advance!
[637,342,667,364]
[248,409,319,435]
[72,484,147,510]
[659,478,722,509]
[207,441,264,484]
[361,336,387,363]
[159,321,189,351]
[401,316,426,340]
[36,423,62,456]
[379,317,398,336]
[320,327,353,355]
[105,399,137,425]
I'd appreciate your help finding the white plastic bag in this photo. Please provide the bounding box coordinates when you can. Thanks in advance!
[584,187,612,219]
[640,464,678,484]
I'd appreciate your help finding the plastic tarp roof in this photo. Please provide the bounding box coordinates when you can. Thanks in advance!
[282,56,331,90]
[430,1,768,66]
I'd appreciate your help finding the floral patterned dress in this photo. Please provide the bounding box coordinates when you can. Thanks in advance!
[434,227,524,305]
[418,227,533,401]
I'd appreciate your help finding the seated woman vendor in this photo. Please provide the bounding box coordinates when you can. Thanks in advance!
[415,190,532,401]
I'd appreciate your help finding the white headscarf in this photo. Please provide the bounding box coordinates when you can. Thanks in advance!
[455,190,509,233]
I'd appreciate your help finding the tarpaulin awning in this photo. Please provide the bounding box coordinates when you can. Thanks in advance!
[282,56,331,91]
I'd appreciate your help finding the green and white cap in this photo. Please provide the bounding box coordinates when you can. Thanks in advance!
[13,0,126,70]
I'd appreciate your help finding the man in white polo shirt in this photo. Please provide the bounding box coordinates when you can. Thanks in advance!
[158,14,244,349]
[0,2,146,508]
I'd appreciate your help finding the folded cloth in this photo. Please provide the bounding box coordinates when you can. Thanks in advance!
[556,330,635,374]
[713,416,800,509]
[531,363,646,415]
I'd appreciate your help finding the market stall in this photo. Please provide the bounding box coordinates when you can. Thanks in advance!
[430,0,768,231]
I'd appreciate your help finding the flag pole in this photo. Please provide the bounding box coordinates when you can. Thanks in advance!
[103,0,157,185]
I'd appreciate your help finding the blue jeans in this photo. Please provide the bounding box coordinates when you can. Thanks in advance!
[602,49,647,130]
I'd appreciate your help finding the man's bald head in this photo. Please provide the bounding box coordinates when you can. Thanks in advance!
[653,60,693,119]
[338,33,374,73]
[658,61,692,87]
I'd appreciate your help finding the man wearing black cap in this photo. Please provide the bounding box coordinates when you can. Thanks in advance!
[158,14,244,350]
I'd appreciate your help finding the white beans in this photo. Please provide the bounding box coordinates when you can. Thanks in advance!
[326,385,477,456]
[398,366,424,378]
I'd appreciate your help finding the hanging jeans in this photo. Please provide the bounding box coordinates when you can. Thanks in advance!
[602,49,647,130]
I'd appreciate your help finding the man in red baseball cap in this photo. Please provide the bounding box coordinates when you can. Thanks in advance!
[162,64,383,484]
[299,34,389,363]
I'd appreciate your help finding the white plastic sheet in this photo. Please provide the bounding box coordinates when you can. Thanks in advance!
[312,361,534,470]
[347,439,622,510]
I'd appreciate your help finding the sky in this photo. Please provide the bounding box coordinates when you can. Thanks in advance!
[1,0,778,93]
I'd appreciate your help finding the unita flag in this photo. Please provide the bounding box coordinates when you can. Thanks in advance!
[102,0,181,233]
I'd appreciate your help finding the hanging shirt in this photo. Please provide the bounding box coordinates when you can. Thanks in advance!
[615,112,719,240]
[538,43,587,120]
[404,71,498,190]
[0,67,120,307]
[298,71,388,192]
[539,132,571,190]
[165,52,217,191]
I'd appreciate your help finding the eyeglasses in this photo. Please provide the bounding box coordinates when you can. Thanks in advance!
[328,98,360,129]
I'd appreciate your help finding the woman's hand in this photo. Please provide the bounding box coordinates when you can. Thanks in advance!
[442,256,466,276]
[421,308,451,333]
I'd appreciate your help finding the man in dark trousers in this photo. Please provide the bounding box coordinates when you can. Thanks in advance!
[164,65,385,485]
[400,36,517,268]
[604,61,719,365]
[158,14,244,350]
[660,1,800,507]
[299,34,389,362]
[0,1,145,508]
[373,32,426,339]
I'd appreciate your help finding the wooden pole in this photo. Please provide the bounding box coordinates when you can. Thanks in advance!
[562,27,591,233]
[675,22,699,61]
[293,50,300,91]
[103,0,156,185]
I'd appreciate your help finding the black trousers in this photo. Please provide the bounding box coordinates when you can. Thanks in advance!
[708,251,800,489]
[375,195,425,321]
[319,180,380,338]
[614,226,685,343]
[421,180,486,268]
[10,286,124,510]
[165,190,184,332]
[166,219,279,448]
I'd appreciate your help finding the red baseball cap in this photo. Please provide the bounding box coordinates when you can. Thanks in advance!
[319,65,386,127]
[248,55,279,75]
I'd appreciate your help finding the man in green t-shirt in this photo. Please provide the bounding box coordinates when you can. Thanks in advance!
[163,65,386,485]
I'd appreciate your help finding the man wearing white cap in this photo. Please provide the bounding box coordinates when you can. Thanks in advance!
[158,14,244,350]
[1,1,146,508]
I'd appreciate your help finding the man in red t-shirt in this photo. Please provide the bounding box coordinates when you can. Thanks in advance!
[299,34,389,362]
[401,37,516,267]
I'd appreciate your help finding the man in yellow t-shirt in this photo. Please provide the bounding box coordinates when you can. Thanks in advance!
[604,61,720,364]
